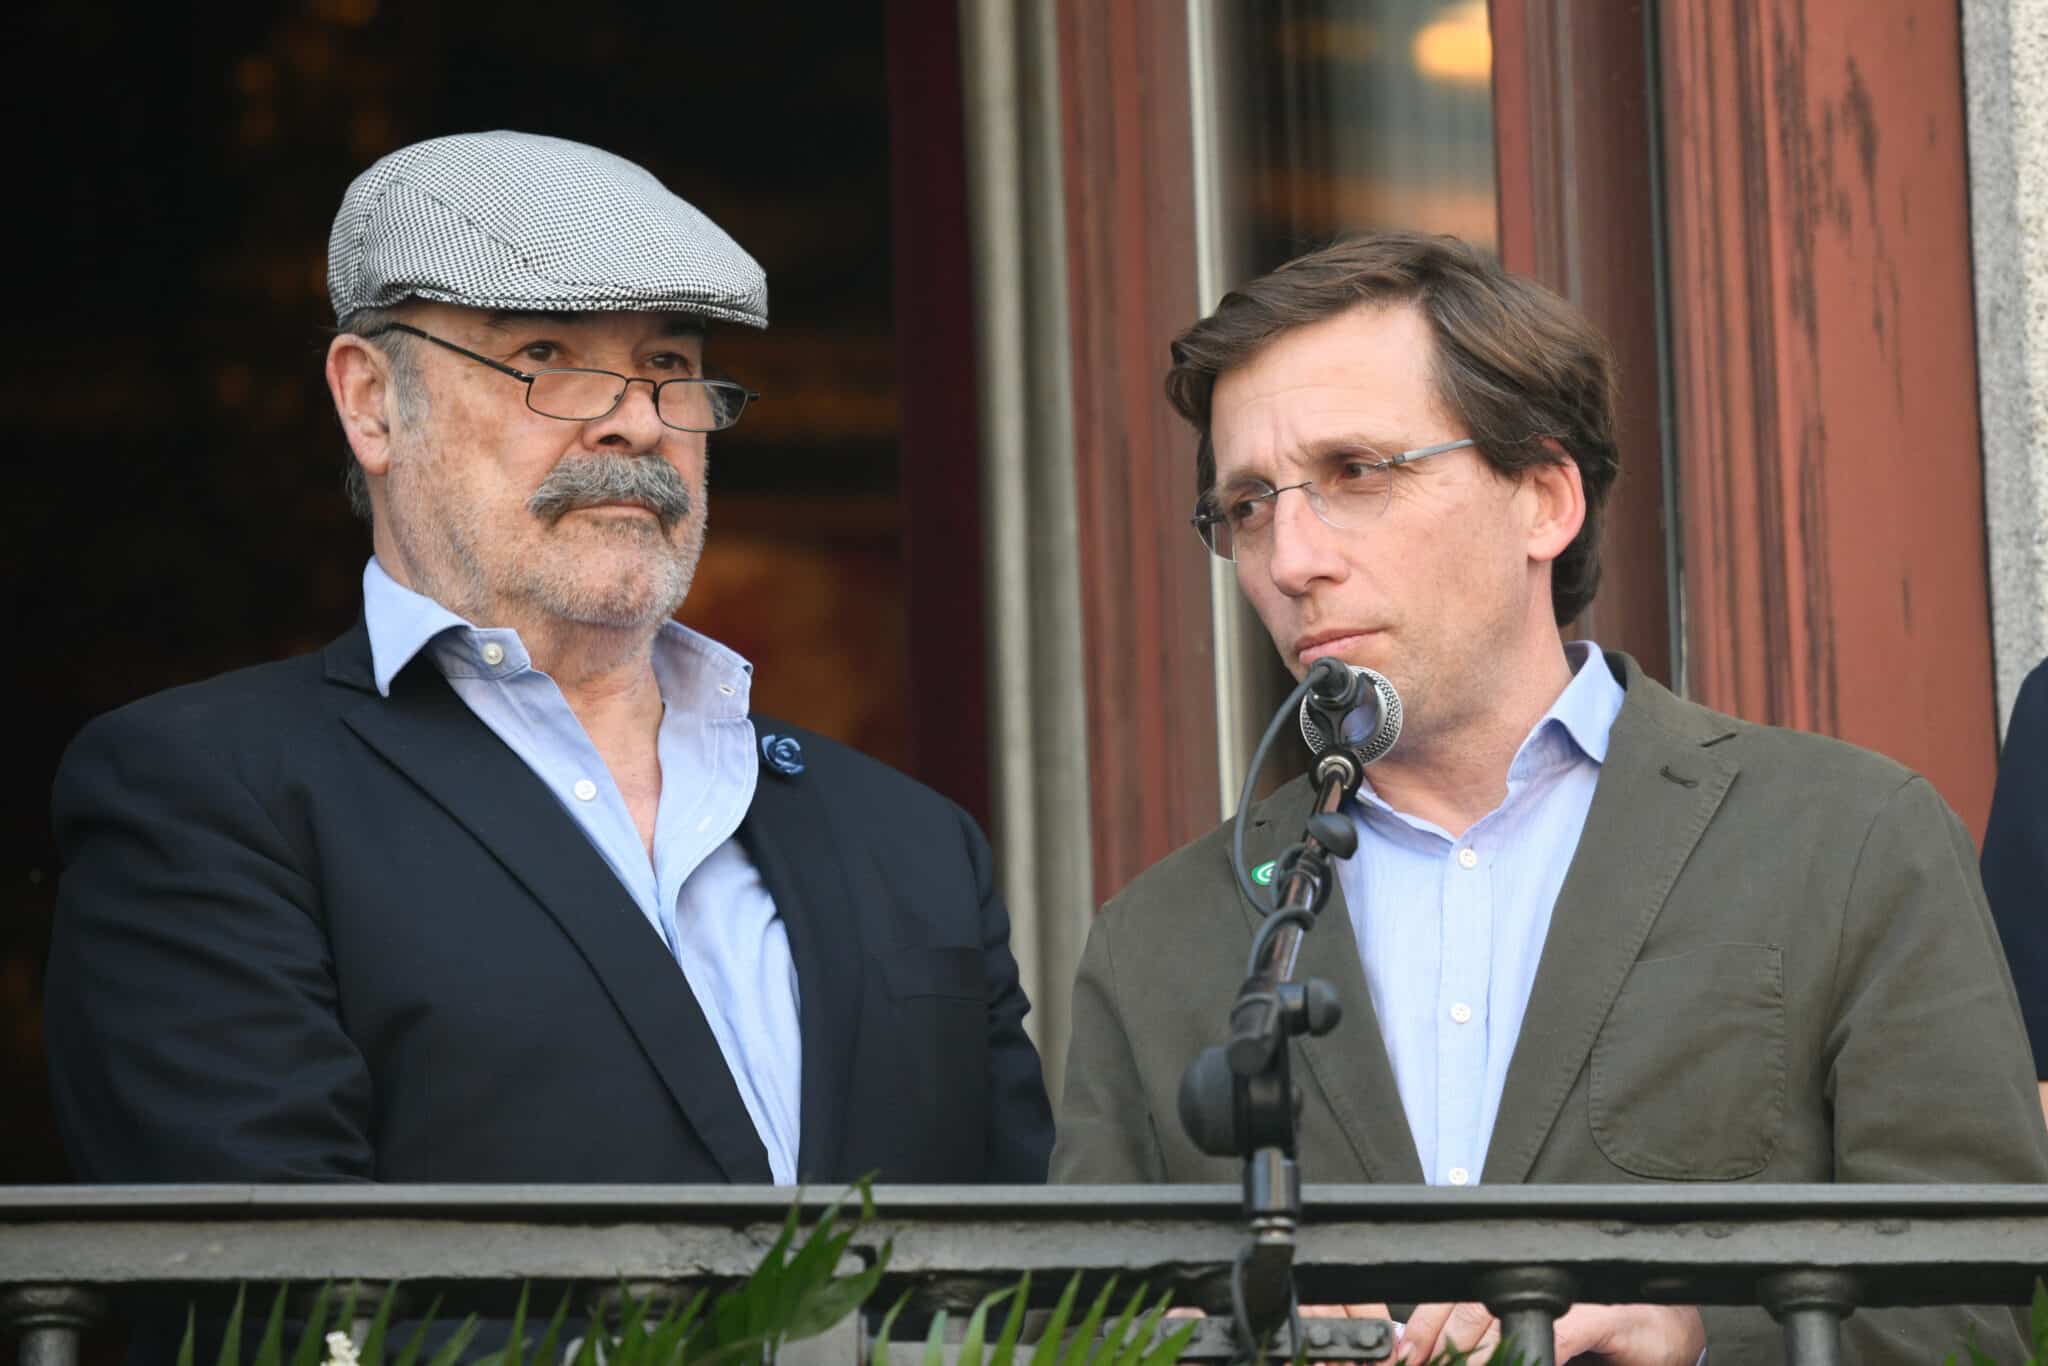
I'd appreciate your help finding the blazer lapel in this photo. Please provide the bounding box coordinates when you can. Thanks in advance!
[1233,778,1427,1183]
[737,730,868,1183]
[1480,654,1738,1184]
[328,640,773,1182]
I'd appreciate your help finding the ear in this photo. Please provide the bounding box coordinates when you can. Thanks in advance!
[325,333,399,487]
[1522,439,1587,567]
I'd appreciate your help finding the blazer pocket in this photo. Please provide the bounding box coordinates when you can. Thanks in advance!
[880,944,987,1001]
[1589,942,1786,1180]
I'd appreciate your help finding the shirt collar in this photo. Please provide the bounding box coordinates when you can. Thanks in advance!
[1517,638,1624,772]
[360,557,755,713]
[363,558,473,697]
[1352,639,1624,832]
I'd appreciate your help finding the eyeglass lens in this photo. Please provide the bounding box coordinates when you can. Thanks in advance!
[1201,468,1397,561]
[527,370,750,432]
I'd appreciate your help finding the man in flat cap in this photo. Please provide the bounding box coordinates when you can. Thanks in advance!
[44,131,1053,1187]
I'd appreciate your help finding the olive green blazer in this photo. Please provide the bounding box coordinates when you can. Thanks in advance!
[1053,652,2048,1363]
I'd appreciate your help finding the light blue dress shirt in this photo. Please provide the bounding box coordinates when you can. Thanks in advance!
[362,558,802,1182]
[1337,640,1624,1188]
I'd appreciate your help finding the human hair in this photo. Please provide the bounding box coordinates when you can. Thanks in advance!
[1163,231,1620,627]
[333,305,430,523]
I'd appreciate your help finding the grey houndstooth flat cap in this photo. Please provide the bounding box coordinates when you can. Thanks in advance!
[327,130,767,328]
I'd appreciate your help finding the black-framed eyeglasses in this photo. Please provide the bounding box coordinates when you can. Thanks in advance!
[1191,437,1477,562]
[360,322,760,433]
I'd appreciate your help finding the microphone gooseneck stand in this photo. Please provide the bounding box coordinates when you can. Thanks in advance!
[1178,657,1380,1364]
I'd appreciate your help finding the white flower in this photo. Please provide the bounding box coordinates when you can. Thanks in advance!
[322,1330,361,1366]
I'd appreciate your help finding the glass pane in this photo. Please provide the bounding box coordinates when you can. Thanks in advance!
[1219,0,1498,275]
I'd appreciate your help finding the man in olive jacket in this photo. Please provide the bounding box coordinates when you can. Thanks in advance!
[1052,233,2048,1365]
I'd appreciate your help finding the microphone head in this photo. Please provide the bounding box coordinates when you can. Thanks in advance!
[1299,665,1403,767]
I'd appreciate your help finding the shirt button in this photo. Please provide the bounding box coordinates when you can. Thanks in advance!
[1447,1167,1471,1186]
[1450,1002,1473,1025]
[480,642,506,666]
[1457,847,1479,869]
[572,779,598,802]
[718,683,736,696]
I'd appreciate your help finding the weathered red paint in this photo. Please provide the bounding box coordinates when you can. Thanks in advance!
[1492,0,1674,685]
[1658,0,1998,833]
[1058,0,1221,901]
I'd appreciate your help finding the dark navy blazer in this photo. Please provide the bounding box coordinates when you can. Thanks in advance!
[44,621,1053,1185]
[1986,655,2048,1079]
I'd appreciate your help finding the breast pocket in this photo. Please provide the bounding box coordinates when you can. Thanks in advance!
[884,945,987,1002]
[1589,942,1786,1180]
[873,945,989,1178]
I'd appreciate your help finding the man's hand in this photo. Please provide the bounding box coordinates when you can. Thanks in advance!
[1393,1302,1498,1363]
[1395,1302,1703,1365]
[1550,1304,1705,1365]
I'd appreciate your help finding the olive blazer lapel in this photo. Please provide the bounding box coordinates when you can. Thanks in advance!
[1480,652,1738,1183]
[1233,780,1427,1183]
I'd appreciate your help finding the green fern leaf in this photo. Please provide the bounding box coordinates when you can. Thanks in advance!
[955,1289,1007,1366]
[987,1273,1032,1366]
[288,1285,334,1366]
[919,1309,951,1366]
[251,1283,290,1366]
[867,1291,913,1366]
[1105,1289,1176,1366]
[785,1243,892,1342]
[718,1202,802,1346]
[216,1285,249,1366]
[1129,1314,1197,1366]
[419,1318,481,1366]
[528,1288,574,1366]
[1085,1283,1147,1366]
[1058,1279,1119,1366]
[388,1296,443,1366]
[1025,1275,1083,1366]
[358,1285,401,1366]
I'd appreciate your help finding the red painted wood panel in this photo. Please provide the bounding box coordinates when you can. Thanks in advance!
[1057,0,1220,901]
[887,0,992,830]
[1492,0,1672,685]
[1658,0,1998,833]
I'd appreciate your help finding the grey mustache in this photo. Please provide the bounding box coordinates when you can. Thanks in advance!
[527,455,693,531]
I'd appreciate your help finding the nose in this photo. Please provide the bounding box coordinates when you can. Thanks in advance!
[587,376,669,452]
[1263,485,1349,597]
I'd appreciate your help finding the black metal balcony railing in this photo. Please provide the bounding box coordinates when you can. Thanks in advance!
[5,1185,2047,1366]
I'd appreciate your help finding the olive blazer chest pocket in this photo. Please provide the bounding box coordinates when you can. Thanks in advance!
[1589,943,1786,1179]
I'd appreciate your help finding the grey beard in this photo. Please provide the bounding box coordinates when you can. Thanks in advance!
[527,454,693,532]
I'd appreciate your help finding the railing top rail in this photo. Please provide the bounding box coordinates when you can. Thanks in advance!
[5,1183,2048,1220]
[6,1183,2048,1307]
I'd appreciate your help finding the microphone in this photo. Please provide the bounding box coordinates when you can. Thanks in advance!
[1298,662,1403,767]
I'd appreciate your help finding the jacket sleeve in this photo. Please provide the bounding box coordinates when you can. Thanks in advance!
[43,704,376,1182]
[1815,774,2048,1363]
[1983,658,2048,1077]
[1826,775,2048,1179]
[1050,907,1167,1183]
[960,803,1056,1182]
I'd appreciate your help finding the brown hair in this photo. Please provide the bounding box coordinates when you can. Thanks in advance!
[1165,231,1620,626]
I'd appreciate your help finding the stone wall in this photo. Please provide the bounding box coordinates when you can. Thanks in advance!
[1965,0,2048,734]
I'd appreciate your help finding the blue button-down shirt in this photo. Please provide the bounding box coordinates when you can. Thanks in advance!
[1337,641,1624,1187]
[362,558,802,1182]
